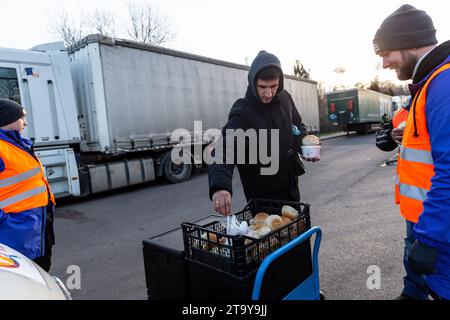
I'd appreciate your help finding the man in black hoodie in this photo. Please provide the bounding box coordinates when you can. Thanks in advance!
[208,51,319,216]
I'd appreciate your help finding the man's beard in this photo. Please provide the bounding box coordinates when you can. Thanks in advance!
[397,51,418,80]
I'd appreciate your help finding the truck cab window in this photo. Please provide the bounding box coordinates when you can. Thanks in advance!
[0,67,21,104]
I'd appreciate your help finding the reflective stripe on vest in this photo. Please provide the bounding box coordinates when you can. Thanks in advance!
[0,185,47,209]
[399,183,428,202]
[0,167,41,188]
[399,146,433,165]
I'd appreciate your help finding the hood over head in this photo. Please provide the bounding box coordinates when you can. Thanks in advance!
[247,51,284,103]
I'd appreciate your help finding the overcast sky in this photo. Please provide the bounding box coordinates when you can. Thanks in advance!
[1,0,449,89]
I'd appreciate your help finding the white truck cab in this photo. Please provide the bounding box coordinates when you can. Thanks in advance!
[0,244,71,300]
[0,46,81,198]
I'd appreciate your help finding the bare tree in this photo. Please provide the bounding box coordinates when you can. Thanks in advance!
[89,9,117,38]
[50,9,86,47]
[127,2,176,45]
[354,82,367,89]
[293,60,310,79]
[49,3,176,48]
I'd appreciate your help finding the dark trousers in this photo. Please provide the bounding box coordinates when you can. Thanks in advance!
[33,206,55,272]
[402,220,429,299]
[33,240,52,272]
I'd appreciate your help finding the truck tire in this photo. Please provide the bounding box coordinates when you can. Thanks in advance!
[163,155,193,184]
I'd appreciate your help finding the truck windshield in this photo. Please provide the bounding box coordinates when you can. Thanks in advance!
[0,67,21,104]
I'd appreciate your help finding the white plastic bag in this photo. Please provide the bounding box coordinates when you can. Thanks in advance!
[222,215,248,236]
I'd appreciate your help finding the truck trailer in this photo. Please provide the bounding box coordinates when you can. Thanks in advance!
[326,88,392,134]
[0,34,320,198]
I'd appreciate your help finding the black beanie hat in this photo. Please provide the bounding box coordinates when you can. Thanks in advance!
[373,4,437,54]
[0,99,26,127]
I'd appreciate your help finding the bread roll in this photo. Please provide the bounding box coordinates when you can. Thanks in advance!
[281,216,292,226]
[302,135,320,146]
[253,212,269,225]
[248,224,261,232]
[265,215,283,230]
[247,224,271,239]
[209,233,227,244]
[210,233,219,242]
[246,224,257,238]
[201,232,226,250]
[281,205,299,220]
[255,225,272,238]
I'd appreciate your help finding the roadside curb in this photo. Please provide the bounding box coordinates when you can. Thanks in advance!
[319,132,349,141]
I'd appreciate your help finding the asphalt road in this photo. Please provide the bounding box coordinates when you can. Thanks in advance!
[51,133,403,300]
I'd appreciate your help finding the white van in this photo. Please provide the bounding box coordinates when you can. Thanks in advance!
[0,244,71,300]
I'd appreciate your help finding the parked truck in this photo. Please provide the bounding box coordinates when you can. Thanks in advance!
[391,95,411,114]
[0,34,320,198]
[326,88,392,134]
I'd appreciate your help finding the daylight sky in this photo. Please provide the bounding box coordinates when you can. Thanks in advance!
[2,0,449,90]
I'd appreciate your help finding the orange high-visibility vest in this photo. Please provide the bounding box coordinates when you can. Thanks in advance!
[397,63,450,223]
[0,139,55,213]
[392,107,409,129]
[393,107,409,205]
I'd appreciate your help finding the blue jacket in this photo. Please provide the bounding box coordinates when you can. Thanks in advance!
[0,129,53,260]
[411,42,450,299]
[412,53,450,252]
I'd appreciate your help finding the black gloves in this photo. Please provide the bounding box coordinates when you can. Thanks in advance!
[375,121,398,152]
[408,240,438,275]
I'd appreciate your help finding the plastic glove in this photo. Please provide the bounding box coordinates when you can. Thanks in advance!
[408,240,438,275]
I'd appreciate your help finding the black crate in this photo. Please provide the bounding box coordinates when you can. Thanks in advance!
[143,215,221,300]
[182,198,313,299]
[182,198,311,277]
[188,260,257,300]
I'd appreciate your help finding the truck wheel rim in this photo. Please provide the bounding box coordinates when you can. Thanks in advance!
[171,163,185,176]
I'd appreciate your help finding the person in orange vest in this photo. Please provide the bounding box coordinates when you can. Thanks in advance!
[0,98,56,272]
[374,4,450,300]
[375,106,409,152]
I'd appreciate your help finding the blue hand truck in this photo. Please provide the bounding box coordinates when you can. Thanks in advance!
[252,226,322,300]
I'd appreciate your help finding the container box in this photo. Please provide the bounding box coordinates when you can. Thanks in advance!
[143,215,220,300]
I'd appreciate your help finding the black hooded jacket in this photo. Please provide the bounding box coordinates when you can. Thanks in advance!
[208,51,307,203]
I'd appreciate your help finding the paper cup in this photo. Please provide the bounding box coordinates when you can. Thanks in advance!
[301,146,321,158]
